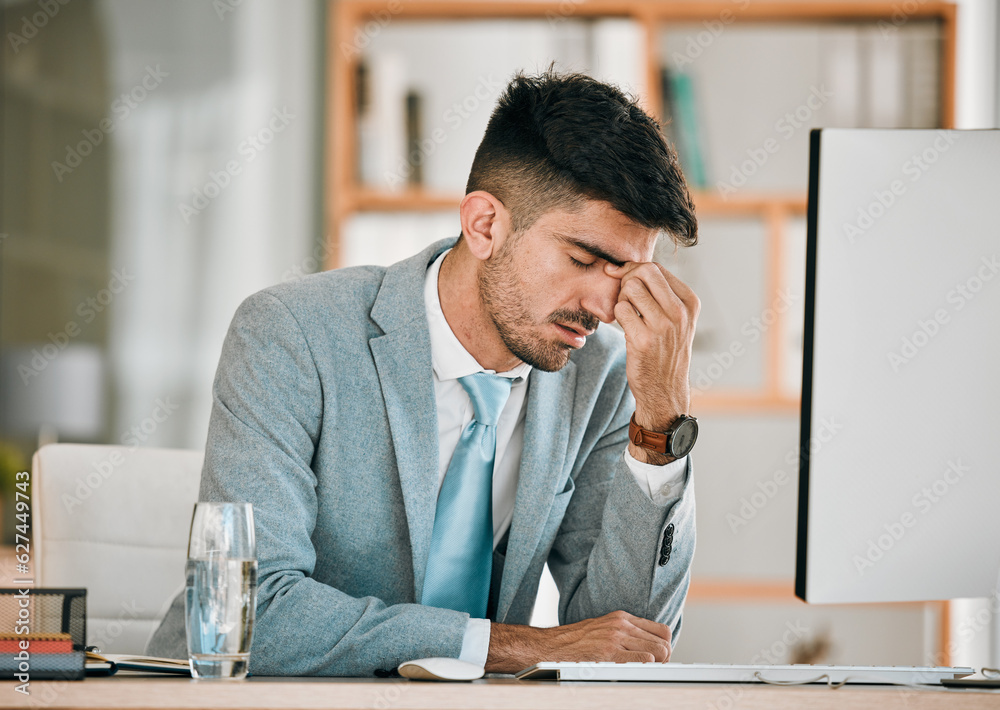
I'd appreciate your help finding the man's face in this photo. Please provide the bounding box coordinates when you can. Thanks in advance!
[478,199,660,372]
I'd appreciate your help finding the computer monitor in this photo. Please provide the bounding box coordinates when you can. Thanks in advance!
[795,129,1000,611]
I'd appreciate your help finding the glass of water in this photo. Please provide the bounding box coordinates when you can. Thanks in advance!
[185,502,258,680]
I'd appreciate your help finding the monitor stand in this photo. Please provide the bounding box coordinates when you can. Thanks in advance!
[993,565,1000,670]
[943,567,1000,687]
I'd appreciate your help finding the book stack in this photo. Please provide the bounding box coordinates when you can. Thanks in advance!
[0,632,85,680]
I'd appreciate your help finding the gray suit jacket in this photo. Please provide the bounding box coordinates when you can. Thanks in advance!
[148,238,695,676]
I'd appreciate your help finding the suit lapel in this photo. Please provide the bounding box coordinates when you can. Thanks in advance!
[369,238,456,601]
[369,332,438,602]
[496,361,577,621]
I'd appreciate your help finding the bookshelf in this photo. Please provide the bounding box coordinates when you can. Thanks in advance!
[325,0,957,665]
[326,0,955,408]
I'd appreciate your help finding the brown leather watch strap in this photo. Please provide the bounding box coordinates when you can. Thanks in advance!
[629,413,669,454]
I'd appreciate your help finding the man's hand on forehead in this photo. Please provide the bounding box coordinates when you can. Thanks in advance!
[604,260,700,464]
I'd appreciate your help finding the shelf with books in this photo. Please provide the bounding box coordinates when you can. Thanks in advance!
[349,187,462,213]
[327,1,954,255]
[343,192,806,228]
[343,187,807,217]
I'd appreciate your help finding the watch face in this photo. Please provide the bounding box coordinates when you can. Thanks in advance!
[670,419,698,457]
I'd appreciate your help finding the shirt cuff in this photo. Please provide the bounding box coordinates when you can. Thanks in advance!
[623,449,689,507]
[458,617,491,667]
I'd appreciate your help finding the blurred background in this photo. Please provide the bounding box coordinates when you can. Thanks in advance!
[1,0,998,668]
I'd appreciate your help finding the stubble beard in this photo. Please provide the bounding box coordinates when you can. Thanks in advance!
[478,236,597,373]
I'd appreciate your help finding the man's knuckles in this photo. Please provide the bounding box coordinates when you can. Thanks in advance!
[614,301,642,325]
[690,292,702,315]
[620,277,651,301]
[608,609,632,621]
[619,278,694,327]
[632,262,665,280]
[662,302,690,327]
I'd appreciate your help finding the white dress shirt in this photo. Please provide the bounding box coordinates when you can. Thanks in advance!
[423,250,688,666]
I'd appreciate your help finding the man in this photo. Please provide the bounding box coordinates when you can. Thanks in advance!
[149,70,700,676]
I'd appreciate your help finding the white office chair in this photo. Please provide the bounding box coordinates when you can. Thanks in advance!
[31,443,202,654]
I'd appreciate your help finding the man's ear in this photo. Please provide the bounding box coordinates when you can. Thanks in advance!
[460,191,510,261]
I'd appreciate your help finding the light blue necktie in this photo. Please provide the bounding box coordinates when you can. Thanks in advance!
[421,372,512,618]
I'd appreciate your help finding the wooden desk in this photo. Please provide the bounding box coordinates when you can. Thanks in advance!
[2,675,998,710]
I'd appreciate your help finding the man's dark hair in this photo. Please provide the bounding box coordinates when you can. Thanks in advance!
[465,69,697,247]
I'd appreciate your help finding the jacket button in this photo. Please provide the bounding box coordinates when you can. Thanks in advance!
[658,553,669,566]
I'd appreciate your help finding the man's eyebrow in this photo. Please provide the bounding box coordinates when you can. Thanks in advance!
[554,233,628,267]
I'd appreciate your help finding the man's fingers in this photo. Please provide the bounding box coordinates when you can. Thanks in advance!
[618,278,665,323]
[611,651,658,663]
[613,299,643,336]
[620,635,670,663]
[626,614,673,645]
[610,262,689,322]
[545,612,674,666]
[604,261,644,279]
[661,267,700,315]
[614,616,672,663]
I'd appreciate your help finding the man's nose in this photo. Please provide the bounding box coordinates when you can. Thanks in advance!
[582,272,621,324]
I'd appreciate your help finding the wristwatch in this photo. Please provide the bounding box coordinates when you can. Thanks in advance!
[629,413,699,458]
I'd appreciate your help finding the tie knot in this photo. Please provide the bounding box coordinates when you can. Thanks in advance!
[459,372,513,427]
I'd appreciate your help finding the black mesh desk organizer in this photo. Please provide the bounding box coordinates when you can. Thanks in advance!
[0,588,86,680]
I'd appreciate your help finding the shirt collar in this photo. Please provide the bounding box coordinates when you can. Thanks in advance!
[424,249,532,383]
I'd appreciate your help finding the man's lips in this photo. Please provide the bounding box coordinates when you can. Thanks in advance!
[557,322,595,337]
[554,322,593,347]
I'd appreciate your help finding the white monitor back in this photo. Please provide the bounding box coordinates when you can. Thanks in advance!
[796,128,1000,604]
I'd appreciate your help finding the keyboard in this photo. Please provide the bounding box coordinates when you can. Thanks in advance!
[515,662,975,685]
